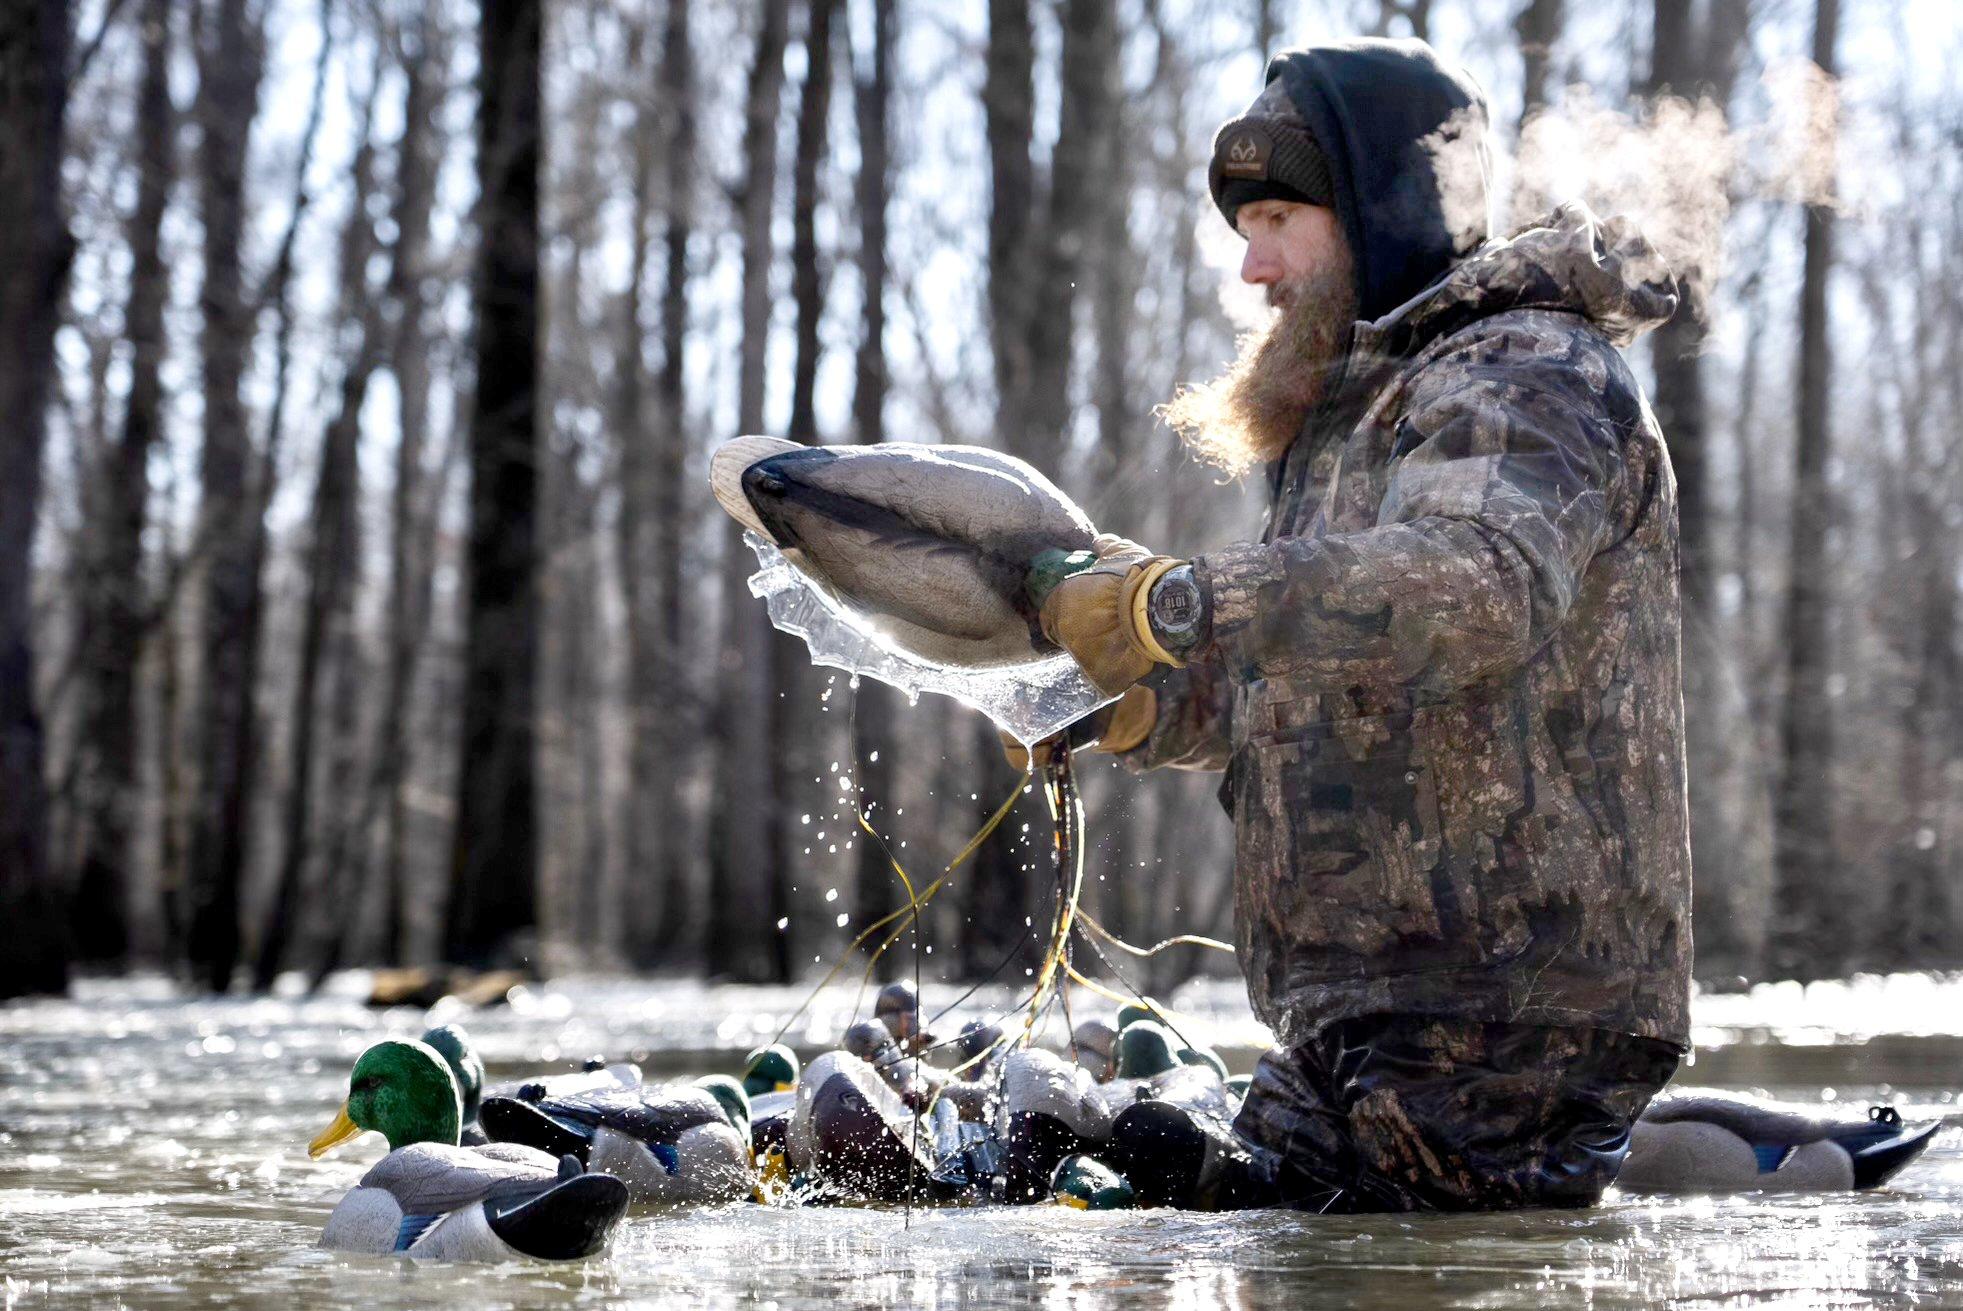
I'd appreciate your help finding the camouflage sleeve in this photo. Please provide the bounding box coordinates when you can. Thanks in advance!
[1116,654,1235,773]
[1192,326,1631,695]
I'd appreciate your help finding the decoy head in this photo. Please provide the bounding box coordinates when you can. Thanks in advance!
[843,1021,900,1067]
[310,1039,462,1158]
[1050,1153,1136,1210]
[694,1074,753,1139]
[418,1023,485,1123]
[955,1020,1006,1074]
[874,981,934,1052]
[742,1044,800,1098]
[1177,1045,1230,1081]
[1115,1000,1166,1033]
[1071,1018,1118,1080]
[709,436,802,539]
[1114,1021,1181,1080]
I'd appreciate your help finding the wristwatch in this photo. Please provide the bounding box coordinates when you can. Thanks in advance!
[1146,563,1207,660]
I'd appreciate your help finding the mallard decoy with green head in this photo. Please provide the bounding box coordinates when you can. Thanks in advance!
[742,1044,800,1099]
[1050,1153,1136,1210]
[693,1074,754,1146]
[309,1039,627,1261]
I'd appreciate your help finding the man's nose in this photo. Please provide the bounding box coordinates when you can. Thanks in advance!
[1240,239,1277,286]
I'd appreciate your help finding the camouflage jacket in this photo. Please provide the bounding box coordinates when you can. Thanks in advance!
[1132,205,1693,1050]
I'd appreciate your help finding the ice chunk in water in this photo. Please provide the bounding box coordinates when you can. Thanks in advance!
[744,534,1114,747]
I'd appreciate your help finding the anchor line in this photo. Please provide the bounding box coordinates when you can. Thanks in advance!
[1075,911,1235,960]
[766,680,1216,1219]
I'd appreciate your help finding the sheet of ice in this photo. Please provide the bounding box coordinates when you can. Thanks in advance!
[744,533,1114,747]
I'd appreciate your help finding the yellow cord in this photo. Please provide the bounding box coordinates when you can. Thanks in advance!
[1076,909,1235,958]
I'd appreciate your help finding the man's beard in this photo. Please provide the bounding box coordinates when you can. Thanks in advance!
[1159,250,1358,477]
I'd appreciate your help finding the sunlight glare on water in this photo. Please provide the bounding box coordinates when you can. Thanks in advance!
[2,975,1959,1309]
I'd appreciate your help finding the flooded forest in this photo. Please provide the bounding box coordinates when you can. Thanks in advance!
[2,0,1958,1002]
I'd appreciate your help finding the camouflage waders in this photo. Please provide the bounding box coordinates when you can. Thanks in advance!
[1230,1015,1679,1212]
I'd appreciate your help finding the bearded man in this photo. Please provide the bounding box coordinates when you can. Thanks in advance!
[1027,38,1693,1212]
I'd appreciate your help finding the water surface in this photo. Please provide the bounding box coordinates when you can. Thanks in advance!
[3,975,1958,1309]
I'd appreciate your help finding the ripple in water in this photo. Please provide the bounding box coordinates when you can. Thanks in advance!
[2,974,1958,1309]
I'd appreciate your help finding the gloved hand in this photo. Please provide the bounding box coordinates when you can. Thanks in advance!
[1034,534,1187,698]
[999,685,1157,771]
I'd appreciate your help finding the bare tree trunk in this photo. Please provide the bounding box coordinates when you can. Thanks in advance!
[254,83,383,991]
[1643,0,1758,976]
[1769,0,1840,981]
[448,0,543,967]
[68,0,173,965]
[1514,0,1563,130]
[1252,0,1276,58]
[1645,0,1746,613]
[789,0,836,443]
[966,0,1041,978]
[707,0,791,983]
[1025,0,1115,449]
[357,12,443,972]
[984,0,1037,465]
[185,0,264,992]
[850,0,898,961]
[646,0,696,962]
[1877,198,1960,968]
[613,8,658,963]
[770,0,841,968]
[0,0,76,999]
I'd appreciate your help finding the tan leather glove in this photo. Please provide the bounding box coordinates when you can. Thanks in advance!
[1038,535,1187,698]
[998,686,1157,771]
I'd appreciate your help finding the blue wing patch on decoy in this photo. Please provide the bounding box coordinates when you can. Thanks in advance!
[648,1142,680,1175]
[1753,1144,1797,1173]
[395,1213,440,1251]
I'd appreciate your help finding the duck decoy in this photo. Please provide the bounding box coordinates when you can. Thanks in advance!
[309,1039,627,1261]
[710,437,1100,670]
[1618,1095,1941,1194]
[478,1082,753,1206]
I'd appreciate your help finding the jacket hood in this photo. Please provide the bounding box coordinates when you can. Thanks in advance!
[1264,39,1493,321]
[1361,202,1680,360]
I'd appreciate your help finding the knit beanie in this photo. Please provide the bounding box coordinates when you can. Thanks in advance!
[1207,78,1335,229]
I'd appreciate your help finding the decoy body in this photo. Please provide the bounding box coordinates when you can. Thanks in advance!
[479,1082,753,1205]
[420,1024,642,1147]
[997,1049,1116,1202]
[710,437,1099,669]
[790,1051,950,1202]
[1618,1095,1940,1194]
[310,1040,627,1261]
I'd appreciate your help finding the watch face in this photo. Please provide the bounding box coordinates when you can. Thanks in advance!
[1151,573,1201,636]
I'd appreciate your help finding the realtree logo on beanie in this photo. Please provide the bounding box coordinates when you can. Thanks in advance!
[1222,128,1271,179]
[1208,105,1336,227]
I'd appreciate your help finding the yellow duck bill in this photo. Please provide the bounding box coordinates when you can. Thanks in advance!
[309,1103,363,1159]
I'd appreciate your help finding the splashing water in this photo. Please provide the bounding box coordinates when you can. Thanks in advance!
[745,533,1114,747]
